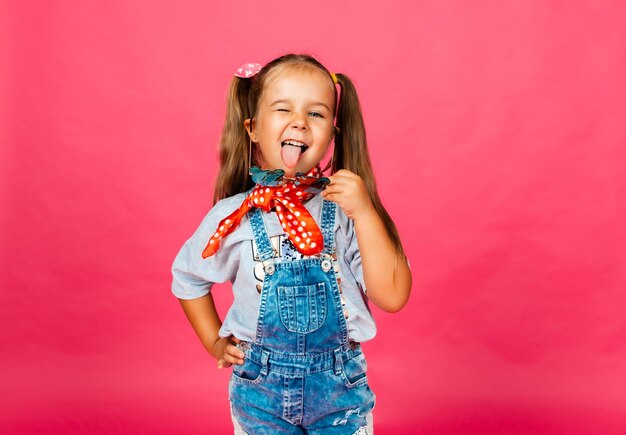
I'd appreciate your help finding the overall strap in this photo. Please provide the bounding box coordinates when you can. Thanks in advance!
[321,200,337,255]
[247,208,276,274]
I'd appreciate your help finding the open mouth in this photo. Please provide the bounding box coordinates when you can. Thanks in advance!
[281,140,309,153]
[280,140,309,168]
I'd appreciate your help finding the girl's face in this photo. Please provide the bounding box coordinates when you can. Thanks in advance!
[247,66,336,178]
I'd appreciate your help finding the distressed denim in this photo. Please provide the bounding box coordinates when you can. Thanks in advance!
[229,200,376,434]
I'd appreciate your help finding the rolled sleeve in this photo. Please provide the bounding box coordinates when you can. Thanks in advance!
[171,240,214,299]
[171,198,243,299]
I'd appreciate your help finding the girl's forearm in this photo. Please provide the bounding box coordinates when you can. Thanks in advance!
[178,293,223,357]
[353,207,412,312]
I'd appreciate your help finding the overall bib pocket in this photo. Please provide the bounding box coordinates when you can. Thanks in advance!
[277,283,327,333]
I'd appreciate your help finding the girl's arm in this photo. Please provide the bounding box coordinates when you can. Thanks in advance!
[178,293,245,368]
[322,170,412,312]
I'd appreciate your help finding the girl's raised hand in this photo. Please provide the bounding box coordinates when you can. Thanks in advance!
[212,335,245,369]
[321,170,375,221]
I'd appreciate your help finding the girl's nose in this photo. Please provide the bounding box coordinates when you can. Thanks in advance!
[290,114,308,131]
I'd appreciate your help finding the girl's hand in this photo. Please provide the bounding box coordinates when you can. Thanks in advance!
[212,335,245,369]
[321,170,375,221]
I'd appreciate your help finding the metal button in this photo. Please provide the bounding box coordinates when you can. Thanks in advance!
[264,262,275,275]
[321,259,332,272]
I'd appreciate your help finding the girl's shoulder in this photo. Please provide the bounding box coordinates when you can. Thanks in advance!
[211,192,248,217]
[192,192,249,238]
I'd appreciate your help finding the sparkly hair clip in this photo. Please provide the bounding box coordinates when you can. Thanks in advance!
[234,63,263,78]
[235,61,338,85]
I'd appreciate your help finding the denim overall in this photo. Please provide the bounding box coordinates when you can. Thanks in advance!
[229,199,376,434]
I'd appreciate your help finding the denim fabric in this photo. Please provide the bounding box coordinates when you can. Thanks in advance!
[171,192,377,344]
[229,200,376,434]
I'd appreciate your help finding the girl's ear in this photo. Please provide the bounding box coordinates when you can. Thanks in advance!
[244,118,257,142]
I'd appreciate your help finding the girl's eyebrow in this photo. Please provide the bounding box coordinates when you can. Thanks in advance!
[310,102,332,112]
[269,99,331,112]
[269,99,291,106]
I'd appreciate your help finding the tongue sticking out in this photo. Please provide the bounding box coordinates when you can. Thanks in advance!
[280,144,303,168]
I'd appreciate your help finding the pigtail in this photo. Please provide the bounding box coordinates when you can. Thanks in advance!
[213,77,255,203]
[334,74,408,262]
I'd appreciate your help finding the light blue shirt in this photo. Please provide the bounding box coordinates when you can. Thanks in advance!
[171,192,377,343]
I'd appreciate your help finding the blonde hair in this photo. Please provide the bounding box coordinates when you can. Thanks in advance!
[213,54,407,260]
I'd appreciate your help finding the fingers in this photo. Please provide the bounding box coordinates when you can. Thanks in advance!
[217,359,232,369]
[219,341,245,369]
[227,342,245,364]
[327,169,358,183]
[326,170,359,190]
[322,170,373,220]
[322,184,344,196]
[324,173,349,195]
[322,173,350,201]
[215,336,246,369]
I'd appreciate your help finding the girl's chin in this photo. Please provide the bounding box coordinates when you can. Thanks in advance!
[285,164,314,177]
[283,167,298,177]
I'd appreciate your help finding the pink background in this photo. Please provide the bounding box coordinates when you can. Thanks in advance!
[2,1,626,433]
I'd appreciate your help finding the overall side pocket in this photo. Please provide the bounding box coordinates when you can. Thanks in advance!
[231,358,265,385]
[340,351,369,388]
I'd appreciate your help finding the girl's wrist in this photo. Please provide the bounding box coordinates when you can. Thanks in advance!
[352,202,377,225]
[206,336,223,359]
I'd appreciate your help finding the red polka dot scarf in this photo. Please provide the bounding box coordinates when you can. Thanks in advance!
[202,166,330,258]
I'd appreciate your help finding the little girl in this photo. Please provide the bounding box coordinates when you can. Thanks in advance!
[172,54,412,434]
